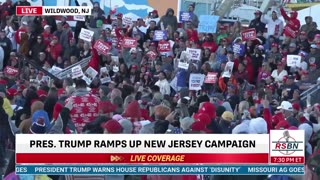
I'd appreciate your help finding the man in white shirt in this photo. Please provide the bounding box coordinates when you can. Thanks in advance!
[261,10,284,39]
[271,61,288,84]
[155,71,171,95]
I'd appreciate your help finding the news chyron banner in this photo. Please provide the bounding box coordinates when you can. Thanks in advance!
[15,131,305,175]
[16,6,91,16]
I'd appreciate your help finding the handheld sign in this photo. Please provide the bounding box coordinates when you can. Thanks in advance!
[204,72,218,84]
[158,40,171,52]
[198,15,219,33]
[123,16,133,26]
[79,28,94,42]
[189,74,205,91]
[122,37,137,48]
[71,65,84,79]
[153,30,167,41]
[82,67,98,85]
[186,48,201,60]
[241,28,256,41]
[146,51,157,60]
[287,55,301,67]
[74,15,85,21]
[178,51,191,70]
[179,11,192,22]
[93,39,111,55]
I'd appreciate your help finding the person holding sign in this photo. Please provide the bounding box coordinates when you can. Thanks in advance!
[249,10,266,35]
[183,3,199,29]
[280,5,300,39]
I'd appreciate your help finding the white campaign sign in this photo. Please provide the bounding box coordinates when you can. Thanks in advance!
[74,15,85,21]
[79,28,94,42]
[186,48,201,60]
[287,55,301,67]
[189,73,205,91]
[71,65,84,79]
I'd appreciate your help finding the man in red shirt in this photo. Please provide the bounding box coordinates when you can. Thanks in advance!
[65,79,101,133]
[15,21,28,50]
[42,25,53,46]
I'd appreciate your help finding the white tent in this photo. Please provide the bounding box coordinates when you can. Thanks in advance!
[297,4,320,28]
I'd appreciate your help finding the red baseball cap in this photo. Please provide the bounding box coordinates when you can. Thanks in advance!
[37,89,48,98]
[6,88,18,97]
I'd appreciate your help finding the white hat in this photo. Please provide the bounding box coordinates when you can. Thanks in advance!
[277,101,293,111]
[22,21,28,25]
[44,25,50,29]
[249,117,267,134]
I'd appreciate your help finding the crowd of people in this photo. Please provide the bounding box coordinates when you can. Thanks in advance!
[0,0,320,179]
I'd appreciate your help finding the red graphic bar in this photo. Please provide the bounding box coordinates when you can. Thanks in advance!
[270,156,304,164]
[16,153,268,164]
[16,6,42,16]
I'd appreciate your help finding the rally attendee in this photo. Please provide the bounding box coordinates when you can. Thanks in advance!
[65,79,100,133]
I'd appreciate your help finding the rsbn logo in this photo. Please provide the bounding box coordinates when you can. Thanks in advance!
[272,130,303,155]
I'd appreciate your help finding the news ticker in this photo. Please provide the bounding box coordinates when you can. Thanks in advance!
[16,6,91,16]
[15,165,305,175]
[15,131,305,165]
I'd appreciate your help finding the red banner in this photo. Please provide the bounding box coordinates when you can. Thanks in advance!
[158,40,171,52]
[4,66,19,76]
[93,39,111,55]
[204,72,218,84]
[146,51,158,60]
[16,153,268,164]
[241,28,256,41]
[122,37,137,48]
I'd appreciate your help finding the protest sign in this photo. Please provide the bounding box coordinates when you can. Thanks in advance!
[170,77,178,92]
[178,51,191,70]
[71,65,84,79]
[74,15,85,21]
[233,43,245,55]
[122,37,137,48]
[4,66,18,76]
[189,74,205,91]
[241,28,256,41]
[198,15,219,33]
[204,72,218,84]
[186,48,201,60]
[225,62,234,73]
[153,30,167,41]
[100,67,111,84]
[50,66,63,75]
[146,51,157,60]
[82,67,98,85]
[178,58,189,70]
[79,28,94,42]
[158,40,171,52]
[93,39,111,55]
[179,11,192,22]
[123,16,133,26]
[287,55,301,67]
